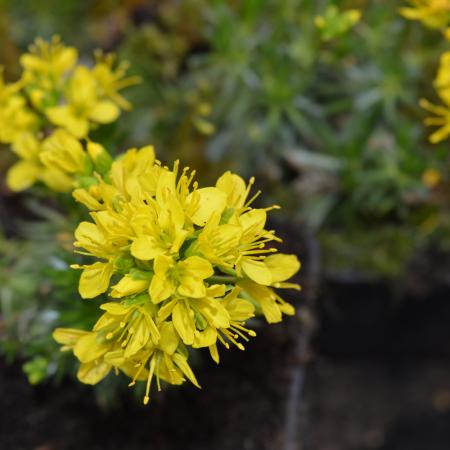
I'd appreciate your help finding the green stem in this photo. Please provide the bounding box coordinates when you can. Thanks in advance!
[207,275,238,284]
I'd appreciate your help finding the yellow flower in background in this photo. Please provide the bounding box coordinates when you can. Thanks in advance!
[420,98,450,143]
[422,168,442,187]
[5,128,106,192]
[314,5,361,41]
[59,145,301,403]
[6,132,42,191]
[46,66,120,138]
[21,36,77,87]
[400,0,450,29]
[434,52,450,103]
[6,131,75,192]
[40,129,88,174]
[0,70,38,144]
[20,36,78,110]
[2,37,137,195]
[93,51,141,110]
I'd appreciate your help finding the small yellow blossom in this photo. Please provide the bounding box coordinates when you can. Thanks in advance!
[46,66,120,138]
[434,51,450,103]
[400,0,450,29]
[422,168,442,187]
[315,5,361,41]
[92,51,141,110]
[40,129,88,174]
[0,69,38,144]
[20,36,78,110]
[420,98,450,143]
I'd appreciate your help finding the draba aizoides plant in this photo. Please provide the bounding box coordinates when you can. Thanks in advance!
[54,145,301,405]
[1,37,301,405]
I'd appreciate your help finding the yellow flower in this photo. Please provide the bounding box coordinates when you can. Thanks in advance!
[150,255,213,303]
[6,131,74,192]
[46,66,120,138]
[400,0,450,29]
[40,129,88,174]
[315,5,361,41]
[422,168,442,187]
[194,287,257,363]
[419,52,450,144]
[157,284,230,346]
[0,70,38,144]
[54,301,200,405]
[21,36,77,87]
[53,327,113,385]
[420,98,450,143]
[92,51,141,110]
[434,51,450,103]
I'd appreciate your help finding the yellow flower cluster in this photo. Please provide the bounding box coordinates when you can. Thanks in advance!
[420,51,450,143]
[54,146,301,404]
[2,36,139,192]
[400,0,450,30]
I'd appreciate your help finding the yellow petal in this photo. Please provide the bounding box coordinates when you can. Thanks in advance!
[177,276,206,298]
[172,353,201,388]
[172,301,196,345]
[158,322,179,355]
[110,275,149,298]
[239,280,282,323]
[216,171,246,208]
[53,328,89,346]
[182,256,214,279]
[40,167,73,192]
[150,275,175,303]
[46,105,89,138]
[190,297,230,329]
[239,209,267,234]
[12,132,40,160]
[78,262,114,299]
[193,326,217,348]
[241,258,273,285]
[264,254,300,283]
[187,187,227,226]
[131,235,164,260]
[209,344,220,364]
[124,320,151,357]
[89,100,120,123]
[74,333,109,363]
[153,254,174,275]
[6,161,40,191]
[99,302,129,315]
[77,361,111,385]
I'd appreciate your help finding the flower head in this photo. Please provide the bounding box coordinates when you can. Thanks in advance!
[56,146,301,404]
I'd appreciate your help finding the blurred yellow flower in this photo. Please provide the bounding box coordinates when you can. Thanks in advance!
[93,51,141,110]
[400,0,450,29]
[315,5,361,41]
[46,66,120,138]
[420,98,450,143]
[0,70,38,144]
[422,168,442,187]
